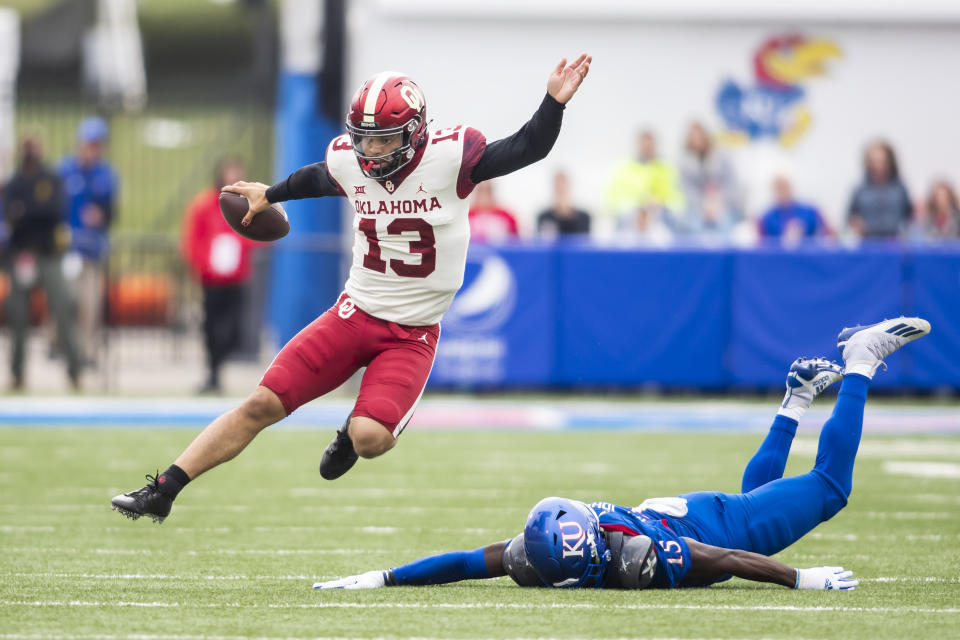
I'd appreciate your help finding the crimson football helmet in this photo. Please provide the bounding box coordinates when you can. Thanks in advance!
[346,72,427,180]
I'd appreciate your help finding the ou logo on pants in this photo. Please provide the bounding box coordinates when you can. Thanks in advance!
[338,298,356,319]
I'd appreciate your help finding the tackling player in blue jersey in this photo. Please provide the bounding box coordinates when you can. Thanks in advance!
[314,317,929,592]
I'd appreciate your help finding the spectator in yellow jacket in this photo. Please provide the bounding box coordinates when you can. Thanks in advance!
[605,129,684,232]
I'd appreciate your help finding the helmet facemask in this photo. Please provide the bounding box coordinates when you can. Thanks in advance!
[346,116,421,180]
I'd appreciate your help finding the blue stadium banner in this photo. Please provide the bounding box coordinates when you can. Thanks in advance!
[728,245,905,389]
[555,247,731,388]
[906,247,960,389]
[430,244,556,387]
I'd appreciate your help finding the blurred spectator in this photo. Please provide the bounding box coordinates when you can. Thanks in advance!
[182,157,258,394]
[679,121,741,235]
[926,180,959,238]
[2,137,81,390]
[627,204,674,247]
[60,116,118,367]
[605,129,684,225]
[847,140,911,238]
[537,170,591,239]
[468,180,519,243]
[758,175,829,243]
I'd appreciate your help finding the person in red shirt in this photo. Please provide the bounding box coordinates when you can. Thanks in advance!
[468,179,520,243]
[182,157,259,394]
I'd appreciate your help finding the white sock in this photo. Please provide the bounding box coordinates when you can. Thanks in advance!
[844,361,879,379]
[777,389,809,422]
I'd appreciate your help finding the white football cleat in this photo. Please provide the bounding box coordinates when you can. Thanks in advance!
[778,357,843,421]
[837,317,931,379]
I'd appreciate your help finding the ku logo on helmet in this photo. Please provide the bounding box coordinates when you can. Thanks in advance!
[559,520,586,558]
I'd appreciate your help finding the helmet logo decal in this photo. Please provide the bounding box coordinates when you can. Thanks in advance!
[559,520,586,558]
[400,85,424,111]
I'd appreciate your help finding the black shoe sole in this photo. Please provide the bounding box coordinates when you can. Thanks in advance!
[111,504,166,524]
[319,458,358,481]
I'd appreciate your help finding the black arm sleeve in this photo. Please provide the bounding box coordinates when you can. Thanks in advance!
[470,93,565,183]
[265,162,342,203]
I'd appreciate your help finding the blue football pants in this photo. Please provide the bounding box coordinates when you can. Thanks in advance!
[679,374,869,556]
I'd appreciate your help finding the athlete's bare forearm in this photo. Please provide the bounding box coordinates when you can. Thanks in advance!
[683,538,795,587]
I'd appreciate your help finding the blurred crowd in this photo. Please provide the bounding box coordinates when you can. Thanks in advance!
[3,117,959,393]
[0,121,255,394]
[0,118,117,391]
[469,123,960,247]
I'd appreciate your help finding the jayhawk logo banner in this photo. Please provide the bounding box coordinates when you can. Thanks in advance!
[715,35,842,147]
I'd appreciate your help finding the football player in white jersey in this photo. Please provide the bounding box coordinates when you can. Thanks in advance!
[111,54,592,523]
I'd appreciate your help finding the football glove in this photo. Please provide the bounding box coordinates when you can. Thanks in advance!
[313,570,387,590]
[796,566,858,590]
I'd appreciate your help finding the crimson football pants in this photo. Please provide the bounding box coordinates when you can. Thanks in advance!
[260,294,440,435]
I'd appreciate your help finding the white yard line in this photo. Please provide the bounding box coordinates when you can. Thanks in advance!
[869,577,959,583]
[806,532,960,542]
[883,461,960,479]
[7,573,321,581]
[2,600,958,614]
[10,572,953,584]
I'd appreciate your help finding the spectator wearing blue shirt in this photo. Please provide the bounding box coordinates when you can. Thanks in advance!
[759,175,828,243]
[60,117,118,367]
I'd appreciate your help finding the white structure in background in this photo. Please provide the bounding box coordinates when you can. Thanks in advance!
[0,8,19,182]
[281,0,322,74]
[349,0,960,232]
[83,0,146,110]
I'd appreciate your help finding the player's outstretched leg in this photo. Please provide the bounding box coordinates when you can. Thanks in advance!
[714,318,929,557]
[814,316,931,503]
[741,357,842,493]
[111,385,287,523]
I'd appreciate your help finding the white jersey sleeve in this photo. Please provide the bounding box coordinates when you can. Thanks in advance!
[326,126,481,326]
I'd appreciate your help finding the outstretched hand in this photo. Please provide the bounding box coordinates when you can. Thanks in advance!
[796,566,859,590]
[221,181,271,227]
[547,53,592,104]
[313,570,387,590]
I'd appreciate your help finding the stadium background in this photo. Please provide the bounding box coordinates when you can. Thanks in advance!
[2,0,959,395]
[0,3,958,640]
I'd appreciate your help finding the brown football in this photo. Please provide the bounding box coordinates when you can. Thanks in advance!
[218,191,290,242]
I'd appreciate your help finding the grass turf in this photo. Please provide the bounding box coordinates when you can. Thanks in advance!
[1,426,958,639]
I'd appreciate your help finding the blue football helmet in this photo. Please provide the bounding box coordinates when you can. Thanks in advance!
[523,497,611,588]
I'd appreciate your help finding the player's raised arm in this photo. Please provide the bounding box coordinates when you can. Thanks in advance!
[313,541,511,590]
[682,538,858,590]
[469,54,592,183]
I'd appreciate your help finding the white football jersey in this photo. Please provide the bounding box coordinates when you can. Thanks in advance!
[326,126,477,326]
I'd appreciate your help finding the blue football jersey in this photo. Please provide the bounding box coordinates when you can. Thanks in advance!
[589,501,691,588]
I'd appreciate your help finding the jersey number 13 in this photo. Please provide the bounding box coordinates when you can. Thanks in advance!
[359,217,436,278]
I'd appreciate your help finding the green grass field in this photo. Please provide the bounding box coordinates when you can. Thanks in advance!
[2,426,958,639]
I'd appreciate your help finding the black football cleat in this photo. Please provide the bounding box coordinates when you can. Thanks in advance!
[111,474,173,523]
[319,422,358,480]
